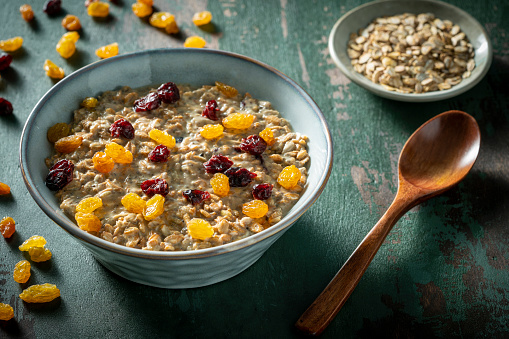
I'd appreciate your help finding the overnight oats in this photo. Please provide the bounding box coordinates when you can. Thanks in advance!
[45,81,309,251]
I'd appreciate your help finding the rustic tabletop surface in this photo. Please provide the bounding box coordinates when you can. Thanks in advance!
[1,0,508,338]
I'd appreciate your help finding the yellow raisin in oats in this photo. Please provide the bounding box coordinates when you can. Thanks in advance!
[242,200,269,218]
[149,129,176,148]
[13,260,31,283]
[19,283,60,303]
[0,303,14,321]
[0,182,11,195]
[192,11,212,26]
[0,216,16,238]
[277,164,301,189]
[105,142,133,164]
[187,218,214,240]
[215,81,238,97]
[222,113,254,130]
[76,196,103,214]
[56,39,76,59]
[87,1,109,17]
[47,123,69,143]
[165,18,179,34]
[20,4,35,22]
[143,194,164,221]
[43,59,64,79]
[200,124,223,140]
[184,36,206,48]
[61,14,81,30]
[121,193,146,214]
[132,2,152,18]
[259,127,275,146]
[75,212,102,232]
[54,135,83,154]
[28,246,52,263]
[95,42,118,59]
[19,235,47,252]
[81,97,98,108]
[92,152,114,173]
[0,37,23,52]
[61,31,80,43]
[149,12,174,28]
[210,173,229,197]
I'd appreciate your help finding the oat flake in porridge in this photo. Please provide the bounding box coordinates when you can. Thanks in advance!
[45,81,309,251]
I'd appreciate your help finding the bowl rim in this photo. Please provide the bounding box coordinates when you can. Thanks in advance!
[19,47,334,260]
[328,0,493,102]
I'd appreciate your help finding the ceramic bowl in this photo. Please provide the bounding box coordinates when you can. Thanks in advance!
[20,48,333,289]
[329,0,492,102]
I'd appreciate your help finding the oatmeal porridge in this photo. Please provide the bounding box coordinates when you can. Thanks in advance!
[45,81,309,251]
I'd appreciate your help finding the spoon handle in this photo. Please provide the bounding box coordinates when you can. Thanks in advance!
[295,184,421,336]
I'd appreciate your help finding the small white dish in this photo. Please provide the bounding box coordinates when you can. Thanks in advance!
[329,0,492,102]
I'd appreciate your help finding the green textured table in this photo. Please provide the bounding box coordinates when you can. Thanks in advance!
[1,0,508,338]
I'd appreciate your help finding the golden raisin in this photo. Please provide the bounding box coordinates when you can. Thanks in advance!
[47,123,69,143]
[149,12,175,28]
[76,196,103,214]
[200,124,223,140]
[184,36,206,48]
[105,142,133,164]
[165,18,179,34]
[0,216,16,238]
[81,97,98,108]
[19,235,46,251]
[95,42,118,59]
[187,218,213,240]
[92,152,114,173]
[132,2,152,18]
[277,165,301,189]
[13,260,31,283]
[75,212,102,232]
[0,37,23,52]
[143,194,165,221]
[192,11,212,26]
[121,193,146,214]
[259,127,275,146]
[43,59,65,79]
[87,1,109,17]
[149,129,176,148]
[19,283,60,303]
[138,0,153,6]
[20,4,35,22]
[61,31,80,43]
[56,40,76,59]
[222,113,254,130]
[0,182,11,195]
[215,81,238,97]
[0,303,14,321]
[61,14,81,31]
[242,200,269,218]
[210,173,229,197]
[54,135,83,154]
[28,246,52,263]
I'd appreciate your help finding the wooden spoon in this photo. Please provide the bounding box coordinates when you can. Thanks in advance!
[295,110,480,336]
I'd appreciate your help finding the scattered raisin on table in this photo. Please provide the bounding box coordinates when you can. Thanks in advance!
[29,246,52,262]
[183,189,211,205]
[121,193,146,214]
[0,37,23,52]
[242,200,269,218]
[54,135,83,154]
[92,152,114,173]
[141,178,169,197]
[96,43,118,59]
[105,142,133,164]
[200,124,223,140]
[43,0,61,16]
[19,235,47,251]
[138,0,153,6]
[210,173,230,196]
[165,18,179,34]
[277,165,301,189]
[132,2,152,18]
[75,212,102,232]
[134,92,161,112]
[143,194,165,221]
[61,31,80,43]
[0,303,14,321]
[61,14,81,30]
[240,135,267,155]
[224,167,257,187]
[192,11,212,26]
[56,39,76,59]
[157,82,180,103]
[0,98,14,116]
[110,118,135,139]
[45,159,74,191]
[252,183,273,200]
[0,182,11,195]
[87,1,109,17]
[19,4,35,21]
[148,145,170,163]
[187,218,213,240]
[149,12,174,28]
[0,53,13,71]
[203,154,233,174]
[149,129,175,148]
[0,217,16,238]
[202,99,219,120]
[43,59,65,79]
[19,283,60,303]
[13,260,31,283]
[222,113,254,130]
[47,122,69,143]
[184,36,206,48]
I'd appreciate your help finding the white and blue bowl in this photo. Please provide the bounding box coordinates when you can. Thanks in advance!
[20,48,333,289]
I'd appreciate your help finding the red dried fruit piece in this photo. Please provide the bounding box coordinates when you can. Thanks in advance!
[157,82,180,104]
[182,189,210,205]
[0,217,16,238]
[203,154,233,174]
[148,145,170,163]
[110,118,135,139]
[43,0,61,16]
[0,53,13,71]
[224,167,257,187]
[252,183,273,200]
[0,98,13,116]
[45,159,74,191]
[134,92,161,112]
[240,135,267,155]
[202,100,219,120]
[141,178,169,197]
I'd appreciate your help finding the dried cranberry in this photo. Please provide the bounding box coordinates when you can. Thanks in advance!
[134,92,161,112]
[252,183,273,200]
[157,82,180,104]
[182,189,211,205]
[45,159,74,191]
[0,98,13,116]
[148,145,170,163]
[0,53,13,71]
[110,118,135,139]
[203,154,233,174]
[201,100,219,120]
[224,167,257,187]
[43,0,62,16]
[239,135,267,155]
[141,178,169,197]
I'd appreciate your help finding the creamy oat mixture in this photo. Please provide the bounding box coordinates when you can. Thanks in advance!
[46,83,309,251]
